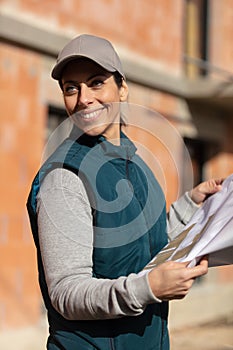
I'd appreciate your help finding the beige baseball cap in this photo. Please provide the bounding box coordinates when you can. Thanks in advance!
[51,34,125,80]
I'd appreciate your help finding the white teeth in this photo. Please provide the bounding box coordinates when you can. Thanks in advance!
[81,111,98,119]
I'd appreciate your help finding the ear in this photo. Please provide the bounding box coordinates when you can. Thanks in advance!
[119,80,129,102]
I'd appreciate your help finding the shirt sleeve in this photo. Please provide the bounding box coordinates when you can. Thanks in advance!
[167,192,200,241]
[37,168,159,321]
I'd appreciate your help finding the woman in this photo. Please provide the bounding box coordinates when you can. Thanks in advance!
[27,34,222,350]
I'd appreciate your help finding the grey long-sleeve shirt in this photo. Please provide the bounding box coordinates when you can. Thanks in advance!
[37,168,199,321]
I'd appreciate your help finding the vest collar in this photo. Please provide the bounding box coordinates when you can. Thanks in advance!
[70,126,137,160]
[99,132,136,160]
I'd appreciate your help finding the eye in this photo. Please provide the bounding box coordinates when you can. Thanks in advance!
[63,84,79,96]
[90,79,104,88]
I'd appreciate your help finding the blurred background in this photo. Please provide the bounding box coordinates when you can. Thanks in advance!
[0,0,233,349]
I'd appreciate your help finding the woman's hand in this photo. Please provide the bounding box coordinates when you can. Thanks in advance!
[189,179,224,205]
[148,256,208,301]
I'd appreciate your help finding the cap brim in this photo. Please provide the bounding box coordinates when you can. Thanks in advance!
[51,54,117,80]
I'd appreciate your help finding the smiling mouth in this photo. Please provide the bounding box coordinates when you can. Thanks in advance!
[72,106,107,123]
[80,110,100,120]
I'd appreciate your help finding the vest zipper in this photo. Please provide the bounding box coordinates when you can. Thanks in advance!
[110,337,115,350]
[126,158,129,182]
[126,158,133,192]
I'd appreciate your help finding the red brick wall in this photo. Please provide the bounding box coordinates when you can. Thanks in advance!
[0,43,46,328]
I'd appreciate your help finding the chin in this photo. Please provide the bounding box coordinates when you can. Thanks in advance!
[82,125,107,137]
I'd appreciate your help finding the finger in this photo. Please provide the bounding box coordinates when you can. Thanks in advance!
[215,178,225,185]
[174,260,191,268]
[198,255,209,265]
[189,259,208,278]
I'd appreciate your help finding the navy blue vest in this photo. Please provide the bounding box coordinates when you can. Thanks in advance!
[27,129,169,350]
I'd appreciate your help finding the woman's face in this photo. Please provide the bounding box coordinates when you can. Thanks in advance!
[61,58,128,141]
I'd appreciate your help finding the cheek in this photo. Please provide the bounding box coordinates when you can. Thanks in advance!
[63,96,76,114]
[111,90,121,102]
[101,85,121,103]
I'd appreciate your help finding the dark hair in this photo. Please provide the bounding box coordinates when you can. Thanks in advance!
[113,71,124,88]
[58,79,63,91]
[113,72,127,126]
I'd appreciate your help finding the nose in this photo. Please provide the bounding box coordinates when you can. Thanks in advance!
[78,84,94,108]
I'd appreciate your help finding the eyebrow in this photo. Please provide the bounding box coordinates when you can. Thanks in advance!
[63,72,109,85]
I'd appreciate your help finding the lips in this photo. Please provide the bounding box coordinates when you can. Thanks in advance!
[80,110,100,120]
[73,106,106,123]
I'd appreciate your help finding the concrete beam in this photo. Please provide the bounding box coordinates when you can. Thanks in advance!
[0,12,68,57]
[0,12,232,111]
